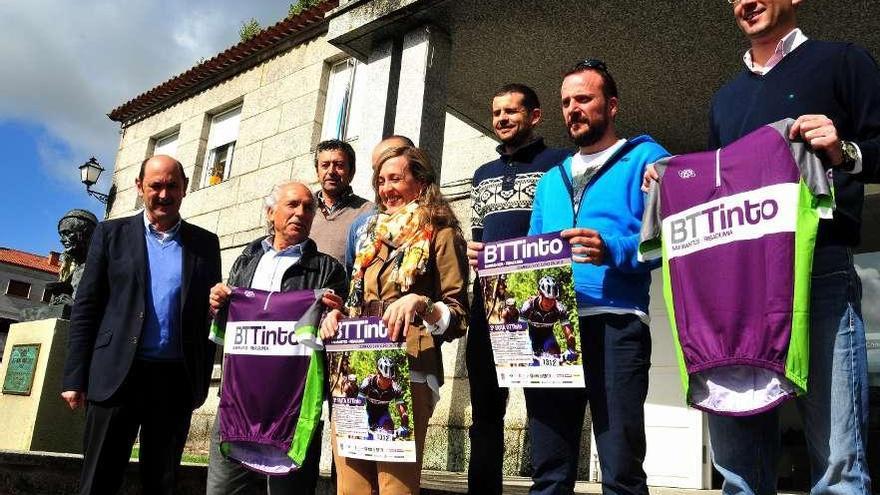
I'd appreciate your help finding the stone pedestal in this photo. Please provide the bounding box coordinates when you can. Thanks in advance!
[0,318,84,453]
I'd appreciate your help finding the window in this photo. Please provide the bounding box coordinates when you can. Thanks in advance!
[153,132,179,159]
[201,106,242,187]
[40,287,52,303]
[320,59,359,141]
[6,280,31,298]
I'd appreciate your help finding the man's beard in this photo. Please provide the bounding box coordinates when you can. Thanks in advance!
[568,116,608,148]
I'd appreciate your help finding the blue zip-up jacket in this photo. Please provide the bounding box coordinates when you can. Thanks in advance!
[529,135,669,314]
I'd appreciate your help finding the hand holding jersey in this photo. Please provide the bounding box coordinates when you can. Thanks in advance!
[209,283,233,314]
[641,113,853,193]
[789,114,847,167]
[214,282,343,316]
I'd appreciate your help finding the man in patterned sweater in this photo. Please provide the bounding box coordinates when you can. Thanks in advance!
[465,83,570,495]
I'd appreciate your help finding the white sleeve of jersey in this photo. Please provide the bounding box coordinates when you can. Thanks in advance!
[770,118,834,218]
[639,160,668,262]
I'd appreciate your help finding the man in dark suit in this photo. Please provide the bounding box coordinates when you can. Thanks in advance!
[62,154,222,494]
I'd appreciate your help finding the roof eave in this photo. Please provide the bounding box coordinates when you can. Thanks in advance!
[108,1,338,127]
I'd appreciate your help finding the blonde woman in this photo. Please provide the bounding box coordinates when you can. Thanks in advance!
[320,146,469,494]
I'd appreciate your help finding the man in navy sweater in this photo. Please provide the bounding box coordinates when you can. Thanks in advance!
[465,83,570,495]
[691,1,879,493]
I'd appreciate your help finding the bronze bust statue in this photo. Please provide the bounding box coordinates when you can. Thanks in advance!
[54,209,99,302]
[21,209,99,321]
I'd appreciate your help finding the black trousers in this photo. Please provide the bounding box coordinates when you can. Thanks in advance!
[466,290,509,495]
[78,359,193,495]
[527,314,651,495]
[205,412,323,495]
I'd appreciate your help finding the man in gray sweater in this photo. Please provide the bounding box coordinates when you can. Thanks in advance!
[310,139,373,264]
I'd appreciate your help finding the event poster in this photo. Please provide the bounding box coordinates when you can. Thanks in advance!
[326,317,416,463]
[478,232,585,388]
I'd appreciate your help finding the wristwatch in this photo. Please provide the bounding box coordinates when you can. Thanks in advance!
[421,296,435,317]
[839,140,859,172]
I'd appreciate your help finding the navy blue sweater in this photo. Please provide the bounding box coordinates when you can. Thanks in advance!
[709,39,880,246]
[470,138,571,243]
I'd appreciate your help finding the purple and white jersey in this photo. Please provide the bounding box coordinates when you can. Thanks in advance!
[210,288,326,474]
[639,119,833,416]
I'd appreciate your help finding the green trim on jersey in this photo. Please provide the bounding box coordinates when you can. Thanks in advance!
[287,341,325,466]
[784,179,834,394]
[661,241,691,403]
[209,318,225,345]
[638,238,661,262]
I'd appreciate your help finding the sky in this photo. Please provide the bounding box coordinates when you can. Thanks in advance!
[0,0,291,256]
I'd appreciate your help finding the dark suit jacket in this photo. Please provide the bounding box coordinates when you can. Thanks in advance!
[62,213,222,409]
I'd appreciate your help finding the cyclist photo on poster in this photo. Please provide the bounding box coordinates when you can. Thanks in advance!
[479,232,585,387]
[359,356,411,441]
[519,275,579,364]
[326,317,417,462]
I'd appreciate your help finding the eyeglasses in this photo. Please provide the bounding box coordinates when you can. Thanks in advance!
[573,58,610,74]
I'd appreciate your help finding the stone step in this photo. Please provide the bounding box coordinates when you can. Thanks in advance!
[2,450,808,495]
[393,470,725,495]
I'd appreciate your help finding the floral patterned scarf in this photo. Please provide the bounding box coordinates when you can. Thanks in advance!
[347,201,433,316]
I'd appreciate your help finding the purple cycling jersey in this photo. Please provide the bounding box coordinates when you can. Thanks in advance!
[639,119,833,416]
[211,288,326,474]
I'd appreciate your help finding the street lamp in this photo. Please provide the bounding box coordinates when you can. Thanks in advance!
[79,157,109,204]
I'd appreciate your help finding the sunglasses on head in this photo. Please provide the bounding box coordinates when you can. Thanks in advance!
[573,58,610,74]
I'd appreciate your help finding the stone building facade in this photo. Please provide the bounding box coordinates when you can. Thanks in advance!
[106,0,880,489]
[106,0,508,476]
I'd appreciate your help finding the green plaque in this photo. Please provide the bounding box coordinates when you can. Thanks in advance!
[2,343,41,396]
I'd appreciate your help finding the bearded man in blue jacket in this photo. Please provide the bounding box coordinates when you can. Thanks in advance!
[527,60,669,495]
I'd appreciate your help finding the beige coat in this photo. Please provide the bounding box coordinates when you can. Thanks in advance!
[359,226,469,384]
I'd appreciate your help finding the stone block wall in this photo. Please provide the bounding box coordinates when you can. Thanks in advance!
[109,37,341,274]
[108,33,501,275]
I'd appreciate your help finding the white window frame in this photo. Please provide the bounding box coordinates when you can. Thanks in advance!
[201,105,242,188]
[6,279,31,299]
[152,131,179,158]
[320,59,358,141]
